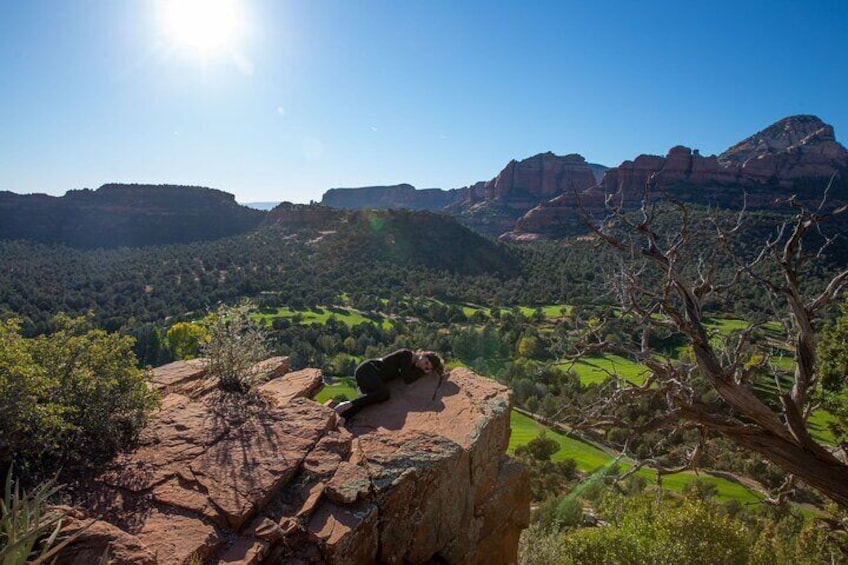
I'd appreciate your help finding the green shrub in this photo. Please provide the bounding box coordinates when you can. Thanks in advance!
[522,493,755,565]
[519,523,569,565]
[165,322,208,360]
[604,496,750,564]
[555,496,583,529]
[515,432,560,462]
[0,320,64,476]
[1,315,158,478]
[200,301,269,392]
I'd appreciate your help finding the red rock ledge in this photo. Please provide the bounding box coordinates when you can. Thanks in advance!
[55,360,529,565]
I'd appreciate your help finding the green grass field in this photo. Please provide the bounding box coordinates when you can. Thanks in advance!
[517,305,573,319]
[254,306,391,328]
[508,411,612,472]
[644,470,763,504]
[563,354,649,386]
[314,379,358,403]
[508,411,763,503]
[704,317,750,334]
[807,409,837,445]
[458,303,572,321]
[460,303,490,318]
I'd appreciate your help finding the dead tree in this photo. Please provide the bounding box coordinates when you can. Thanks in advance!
[572,183,848,508]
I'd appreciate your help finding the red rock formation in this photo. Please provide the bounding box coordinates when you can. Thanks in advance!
[719,115,848,178]
[469,152,598,203]
[510,116,848,239]
[597,147,741,195]
[56,360,529,564]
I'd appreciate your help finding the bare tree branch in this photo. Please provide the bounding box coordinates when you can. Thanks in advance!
[572,180,848,507]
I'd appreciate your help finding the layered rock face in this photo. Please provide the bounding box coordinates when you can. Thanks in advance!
[597,147,739,195]
[719,114,848,182]
[600,115,847,195]
[0,184,265,248]
[451,153,605,236]
[56,360,529,564]
[468,152,600,203]
[321,184,468,212]
[317,154,607,237]
[508,115,848,240]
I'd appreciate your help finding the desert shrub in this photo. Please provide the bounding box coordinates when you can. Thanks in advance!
[552,496,584,529]
[681,478,719,501]
[533,494,583,532]
[518,523,569,565]
[1,315,158,478]
[200,301,269,392]
[533,496,567,532]
[0,320,64,477]
[578,463,620,502]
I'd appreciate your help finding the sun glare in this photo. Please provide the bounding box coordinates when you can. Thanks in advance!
[159,0,244,54]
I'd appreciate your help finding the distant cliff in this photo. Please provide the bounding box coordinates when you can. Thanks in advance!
[0,184,265,248]
[263,201,346,231]
[321,183,468,211]
[449,153,607,236]
[319,155,608,237]
[506,115,848,241]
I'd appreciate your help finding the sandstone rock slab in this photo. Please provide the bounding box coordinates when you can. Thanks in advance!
[54,514,156,565]
[325,461,370,505]
[100,394,228,491]
[148,359,207,394]
[132,507,220,565]
[257,368,323,407]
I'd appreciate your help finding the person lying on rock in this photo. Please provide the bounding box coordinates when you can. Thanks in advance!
[333,349,444,425]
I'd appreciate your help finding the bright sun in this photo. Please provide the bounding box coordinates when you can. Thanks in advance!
[159,0,244,54]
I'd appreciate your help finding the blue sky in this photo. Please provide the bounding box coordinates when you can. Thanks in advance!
[1,1,846,203]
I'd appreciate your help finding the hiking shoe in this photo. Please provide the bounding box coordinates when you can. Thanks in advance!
[333,401,353,415]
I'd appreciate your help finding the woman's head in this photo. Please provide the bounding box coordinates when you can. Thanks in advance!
[415,351,444,375]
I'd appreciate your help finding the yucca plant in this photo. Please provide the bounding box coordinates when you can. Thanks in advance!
[0,467,65,565]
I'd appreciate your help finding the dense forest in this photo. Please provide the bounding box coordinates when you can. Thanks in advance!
[3,203,848,561]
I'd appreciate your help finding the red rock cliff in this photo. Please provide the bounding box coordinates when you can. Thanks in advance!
[506,115,848,240]
[469,152,599,203]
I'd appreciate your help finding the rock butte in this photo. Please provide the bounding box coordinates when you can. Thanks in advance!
[55,358,530,564]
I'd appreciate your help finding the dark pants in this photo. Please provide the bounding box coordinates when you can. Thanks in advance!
[343,361,390,420]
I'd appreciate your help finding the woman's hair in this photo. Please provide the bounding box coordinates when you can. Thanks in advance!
[418,351,444,375]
